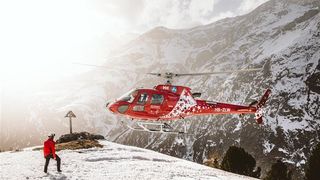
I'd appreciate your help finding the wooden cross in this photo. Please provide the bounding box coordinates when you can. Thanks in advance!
[65,111,76,134]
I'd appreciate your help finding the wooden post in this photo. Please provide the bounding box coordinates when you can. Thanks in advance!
[65,111,76,134]
[69,116,72,134]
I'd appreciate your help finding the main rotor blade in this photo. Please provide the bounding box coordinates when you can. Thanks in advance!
[147,73,162,77]
[73,62,139,74]
[175,68,262,77]
[148,68,262,78]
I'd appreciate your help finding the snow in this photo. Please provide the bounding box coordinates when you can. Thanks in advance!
[0,140,257,180]
[264,4,309,29]
[276,116,310,132]
[260,28,304,58]
[296,160,306,167]
[278,148,289,154]
[263,140,275,154]
[161,38,191,64]
[233,120,242,133]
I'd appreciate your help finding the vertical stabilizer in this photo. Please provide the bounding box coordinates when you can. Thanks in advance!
[255,89,271,124]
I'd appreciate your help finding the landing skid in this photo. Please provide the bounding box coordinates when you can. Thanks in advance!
[123,120,187,134]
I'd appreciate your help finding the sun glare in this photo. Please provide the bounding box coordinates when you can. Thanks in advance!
[0,0,120,93]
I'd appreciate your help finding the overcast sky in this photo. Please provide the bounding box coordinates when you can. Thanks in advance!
[0,0,268,88]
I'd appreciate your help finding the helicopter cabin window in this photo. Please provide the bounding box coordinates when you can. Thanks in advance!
[151,94,164,105]
[137,93,148,105]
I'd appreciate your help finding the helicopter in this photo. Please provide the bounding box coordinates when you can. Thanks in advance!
[105,69,271,134]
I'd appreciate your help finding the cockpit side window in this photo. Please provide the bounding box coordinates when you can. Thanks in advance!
[137,93,148,105]
[151,94,164,105]
[118,89,138,103]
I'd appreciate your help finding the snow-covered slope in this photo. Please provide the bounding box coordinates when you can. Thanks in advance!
[0,140,255,180]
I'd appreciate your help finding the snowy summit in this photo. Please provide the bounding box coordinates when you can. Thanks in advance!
[0,140,256,180]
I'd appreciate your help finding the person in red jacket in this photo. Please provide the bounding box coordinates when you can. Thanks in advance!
[43,133,61,173]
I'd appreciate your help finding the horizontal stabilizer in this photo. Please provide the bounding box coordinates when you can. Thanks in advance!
[192,92,201,98]
[249,100,258,107]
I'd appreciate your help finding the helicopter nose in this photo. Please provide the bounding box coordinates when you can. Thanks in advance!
[107,102,117,113]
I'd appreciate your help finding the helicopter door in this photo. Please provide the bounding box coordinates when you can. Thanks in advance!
[150,94,164,115]
[132,93,148,112]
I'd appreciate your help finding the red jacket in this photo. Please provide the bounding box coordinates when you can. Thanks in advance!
[43,138,56,159]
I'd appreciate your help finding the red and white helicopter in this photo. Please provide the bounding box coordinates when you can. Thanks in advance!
[106,69,271,134]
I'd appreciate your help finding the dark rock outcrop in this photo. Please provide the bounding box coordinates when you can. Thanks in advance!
[56,132,104,144]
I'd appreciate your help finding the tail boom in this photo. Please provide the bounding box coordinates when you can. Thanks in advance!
[189,89,271,124]
[158,88,271,123]
[190,101,257,116]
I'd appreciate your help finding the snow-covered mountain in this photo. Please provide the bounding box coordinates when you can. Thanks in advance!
[0,140,256,180]
[1,0,319,179]
[107,0,320,178]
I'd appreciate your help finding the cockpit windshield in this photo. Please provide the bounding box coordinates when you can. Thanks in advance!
[117,89,138,103]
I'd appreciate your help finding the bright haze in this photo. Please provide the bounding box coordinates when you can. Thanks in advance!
[0,0,267,85]
[0,0,266,145]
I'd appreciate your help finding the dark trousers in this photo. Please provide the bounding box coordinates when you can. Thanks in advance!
[44,154,61,173]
